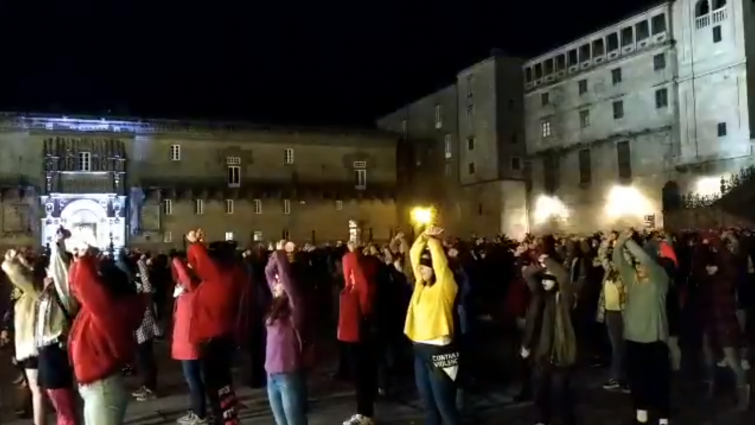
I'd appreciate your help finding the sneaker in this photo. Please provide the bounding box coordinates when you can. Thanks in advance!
[602,379,621,390]
[342,414,375,425]
[742,359,751,371]
[620,383,631,394]
[131,386,147,398]
[177,412,208,424]
[717,359,728,368]
[135,388,157,401]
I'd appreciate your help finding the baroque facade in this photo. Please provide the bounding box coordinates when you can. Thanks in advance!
[381,0,755,235]
[0,114,399,251]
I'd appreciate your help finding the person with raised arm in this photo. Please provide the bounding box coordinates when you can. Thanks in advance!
[405,226,461,425]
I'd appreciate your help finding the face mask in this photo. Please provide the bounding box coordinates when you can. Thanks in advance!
[705,265,718,275]
[542,278,556,291]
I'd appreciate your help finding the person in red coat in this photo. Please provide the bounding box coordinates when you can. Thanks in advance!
[68,244,146,424]
[338,241,378,425]
[186,229,250,425]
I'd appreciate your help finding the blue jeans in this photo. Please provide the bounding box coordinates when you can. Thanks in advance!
[414,352,461,425]
[267,372,308,425]
[181,360,207,419]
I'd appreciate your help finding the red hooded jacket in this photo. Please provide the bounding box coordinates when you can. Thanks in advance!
[68,255,146,385]
[187,243,250,345]
[337,251,376,343]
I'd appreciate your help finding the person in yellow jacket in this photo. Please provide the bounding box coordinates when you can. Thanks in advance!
[404,226,461,425]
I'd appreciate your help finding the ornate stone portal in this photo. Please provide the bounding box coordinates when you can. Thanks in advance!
[40,195,127,250]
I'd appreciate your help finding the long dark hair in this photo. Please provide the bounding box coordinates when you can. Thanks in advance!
[266,293,291,325]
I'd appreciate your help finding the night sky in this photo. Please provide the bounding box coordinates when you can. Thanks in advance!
[1,0,658,126]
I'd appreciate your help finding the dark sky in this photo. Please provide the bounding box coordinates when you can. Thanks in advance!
[0,0,658,126]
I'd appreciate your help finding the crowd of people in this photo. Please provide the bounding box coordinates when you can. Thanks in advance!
[0,224,753,425]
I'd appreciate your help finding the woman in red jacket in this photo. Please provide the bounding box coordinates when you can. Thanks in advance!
[68,244,146,425]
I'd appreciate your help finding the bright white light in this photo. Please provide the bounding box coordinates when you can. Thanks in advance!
[533,195,569,224]
[604,185,653,218]
[694,176,726,197]
[411,207,434,225]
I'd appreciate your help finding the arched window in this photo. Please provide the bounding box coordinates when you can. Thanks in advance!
[696,0,710,17]
[713,0,726,10]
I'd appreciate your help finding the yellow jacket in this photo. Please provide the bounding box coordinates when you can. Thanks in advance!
[404,235,458,345]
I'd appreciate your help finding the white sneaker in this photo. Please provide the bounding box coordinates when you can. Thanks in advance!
[742,359,751,371]
[342,414,375,425]
[177,412,207,425]
[717,359,728,368]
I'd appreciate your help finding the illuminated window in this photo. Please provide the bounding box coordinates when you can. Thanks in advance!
[195,199,204,215]
[541,121,552,138]
[170,144,181,161]
[163,231,172,243]
[434,104,443,128]
[78,152,91,171]
[253,231,263,242]
[253,199,262,214]
[354,169,367,189]
[444,134,453,159]
[162,199,173,215]
[225,232,234,241]
[225,199,234,214]
[227,165,240,187]
[226,156,241,165]
[283,199,291,215]
[335,200,343,210]
[284,148,295,165]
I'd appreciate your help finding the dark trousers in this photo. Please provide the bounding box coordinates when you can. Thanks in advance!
[136,339,157,391]
[38,344,74,390]
[626,340,671,418]
[532,364,575,425]
[345,340,378,417]
[248,322,267,387]
[182,360,207,419]
[414,350,461,425]
[201,336,238,425]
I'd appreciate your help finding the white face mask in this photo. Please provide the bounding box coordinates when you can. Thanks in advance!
[705,265,718,275]
[542,278,556,291]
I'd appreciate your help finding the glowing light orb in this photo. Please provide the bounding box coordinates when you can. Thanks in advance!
[410,207,434,225]
[604,185,653,218]
[533,195,569,224]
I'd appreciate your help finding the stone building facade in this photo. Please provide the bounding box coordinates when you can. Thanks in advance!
[0,114,398,251]
[377,54,529,239]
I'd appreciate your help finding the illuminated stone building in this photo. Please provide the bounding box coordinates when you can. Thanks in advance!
[0,114,398,251]
[382,0,755,234]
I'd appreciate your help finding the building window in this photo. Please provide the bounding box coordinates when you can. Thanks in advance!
[592,39,605,56]
[617,141,632,181]
[353,160,367,169]
[225,232,234,241]
[444,134,452,159]
[445,162,453,176]
[253,199,262,214]
[253,231,263,242]
[541,121,552,138]
[163,231,172,243]
[466,74,473,98]
[467,137,475,150]
[170,144,181,161]
[653,53,666,70]
[78,152,91,171]
[636,20,650,41]
[162,199,173,215]
[651,14,667,35]
[613,101,624,119]
[580,110,591,128]
[195,199,204,215]
[282,229,290,240]
[543,155,559,194]
[611,68,622,85]
[401,120,407,134]
[226,156,241,165]
[466,104,474,120]
[655,88,668,109]
[621,27,634,47]
[283,199,291,215]
[225,199,234,214]
[468,162,476,174]
[578,148,592,185]
[511,157,522,171]
[713,25,722,43]
[718,122,727,137]
[335,200,343,211]
[607,33,619,51]
[434,104,443,128]
[284,148,295,165]
[541,92,550,106]
[227,165,241,187]
[578,79,588,95]
[511,133,518,144]
[354,169,367,189]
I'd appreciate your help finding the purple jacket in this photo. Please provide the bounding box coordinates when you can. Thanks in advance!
[264,250,304,375]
